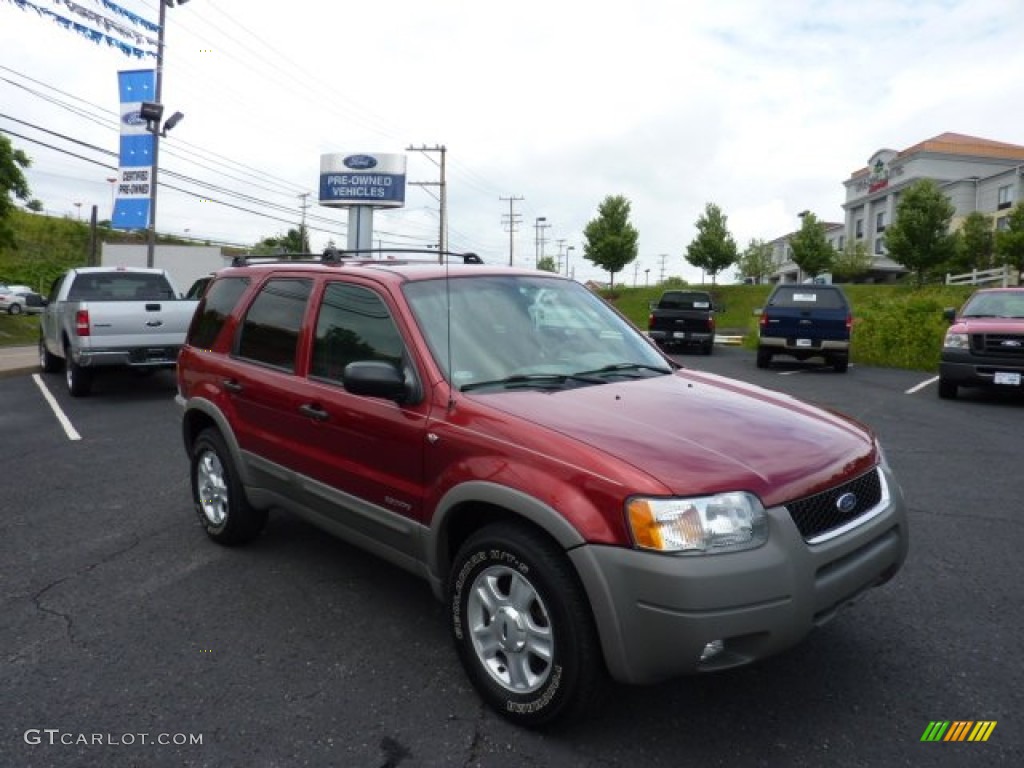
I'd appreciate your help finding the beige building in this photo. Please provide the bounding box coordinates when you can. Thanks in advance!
[768,132,1024,283]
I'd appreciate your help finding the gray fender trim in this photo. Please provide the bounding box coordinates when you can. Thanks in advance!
[423,481,588,598]
[180,397,252,486]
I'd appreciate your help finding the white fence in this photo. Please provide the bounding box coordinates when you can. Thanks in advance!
[945,265,1017,287]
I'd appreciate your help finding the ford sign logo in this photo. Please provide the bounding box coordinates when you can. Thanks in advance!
[344,155,378,170]
[836,492,858,514]
[1001,339,1022,347]
[121,110,146,127]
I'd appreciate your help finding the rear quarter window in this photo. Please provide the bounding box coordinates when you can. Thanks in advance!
[187,277,250,350]
[235,278,312,372]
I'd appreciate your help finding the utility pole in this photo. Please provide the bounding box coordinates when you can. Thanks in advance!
[500,195,524,266]
[298,192,310,251]
[659,253,668,284]
[555,239,567,273]
[407,144,447,262]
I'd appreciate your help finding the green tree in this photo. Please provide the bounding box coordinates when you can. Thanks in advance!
[26,199,43,213]
[883,179,956,286]
[536,255,558,273]
[831,240,873,282]
[736,238,774,284]
[789,212,834,278]
[950,211,994,274]
[685,203,737,285]
[994,203,1024,278]
[582,195,639,291]
[1,134,33,248]
[253,227,310,255]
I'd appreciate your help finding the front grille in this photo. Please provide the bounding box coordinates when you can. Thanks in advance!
[786,469,883,541]
[972,333,1024,358]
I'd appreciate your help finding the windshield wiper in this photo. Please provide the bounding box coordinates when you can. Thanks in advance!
[460,372,605,393]
[572,362,673,379]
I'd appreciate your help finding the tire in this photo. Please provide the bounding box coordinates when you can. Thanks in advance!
[832,355,849,373]
[756,348,772,369]
[64,345,93,397]
[937,378,958,400]
[190,428,267,545]
[448,522,606,728]
[8,302,22,315]
[39,337,62,373]
[702,341,714,355]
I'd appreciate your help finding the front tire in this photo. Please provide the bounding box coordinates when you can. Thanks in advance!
[190,428,267,545]
[39,338,62,373]
[8,303,22,315]
[937,378,958,399]
[756,348,772,369]
[448,523,605,728]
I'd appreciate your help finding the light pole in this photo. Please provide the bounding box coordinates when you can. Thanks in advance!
[534,217,547,265]
[143,0,190,268]
[565,245,574,277]
[645,268,650,286]
[106,177,117,217]
[74,202,82,220]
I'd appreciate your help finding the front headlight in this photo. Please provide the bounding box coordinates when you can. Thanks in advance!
[943,331,969,349]
[627,492,767,554]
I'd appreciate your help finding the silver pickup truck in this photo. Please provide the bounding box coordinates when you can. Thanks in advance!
[39,267,198,396]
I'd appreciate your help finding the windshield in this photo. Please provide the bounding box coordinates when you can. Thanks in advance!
[404,275,670,392]
[961,292,1024,319]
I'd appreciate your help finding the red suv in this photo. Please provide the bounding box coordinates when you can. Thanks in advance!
[176,251,909,726]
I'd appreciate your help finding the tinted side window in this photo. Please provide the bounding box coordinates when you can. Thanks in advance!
[236,279,312,372]
[311,282,404,383]
[769,288,847,309]
[187,277,250,349]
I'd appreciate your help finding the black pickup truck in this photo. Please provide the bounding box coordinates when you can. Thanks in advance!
[647,290,717,354]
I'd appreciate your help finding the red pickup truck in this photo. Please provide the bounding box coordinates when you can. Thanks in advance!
[938,286,1024,399]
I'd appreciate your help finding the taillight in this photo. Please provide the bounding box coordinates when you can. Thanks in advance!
[647,313,655,330]
[759,313,768,328]
[75,309,90,336]
[846,314,853,332]
[708,316,716,332]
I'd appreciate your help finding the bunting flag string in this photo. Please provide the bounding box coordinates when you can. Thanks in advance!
[3,0,156,59]
[56,0,159,48]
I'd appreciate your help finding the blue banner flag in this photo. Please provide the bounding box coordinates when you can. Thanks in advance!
[112,69,155,230]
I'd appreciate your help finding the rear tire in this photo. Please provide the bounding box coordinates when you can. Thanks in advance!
[756,348,772,369]
[832,355,849,373]
[190,428,267,545]
[65,345,93,397]
[937,378,958,399]
[702,341,714,355]
[9,303,22,315]
[448,522,606,728]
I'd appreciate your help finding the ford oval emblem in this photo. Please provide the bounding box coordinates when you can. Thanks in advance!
[1001,339,1022,347]
[122,110,146,127]
[344,155,377,170]
[836,492,858,514]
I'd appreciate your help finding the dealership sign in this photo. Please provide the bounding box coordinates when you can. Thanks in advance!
[319,153,407,207]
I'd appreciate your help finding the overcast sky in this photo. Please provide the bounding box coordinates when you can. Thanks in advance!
[3,0,1024,285]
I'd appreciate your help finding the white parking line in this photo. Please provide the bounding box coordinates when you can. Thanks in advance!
[32,374,82,441]
[905,376,937,395]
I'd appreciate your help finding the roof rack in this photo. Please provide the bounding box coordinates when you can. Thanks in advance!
[230,247,484,268]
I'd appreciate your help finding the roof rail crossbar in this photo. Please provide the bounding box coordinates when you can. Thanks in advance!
[230,248,484,268]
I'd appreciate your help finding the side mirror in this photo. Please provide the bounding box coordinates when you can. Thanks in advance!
[942,307,956,324]
[343,361,410,403]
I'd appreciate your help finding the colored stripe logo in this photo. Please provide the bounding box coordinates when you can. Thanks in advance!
[921,721,997,742]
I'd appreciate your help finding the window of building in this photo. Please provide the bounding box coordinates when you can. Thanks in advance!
[998,185,1013,210]
[876,211,886,232]
[874,237,885,255]
[311,282,406,384]
[996,216,1010,231]
[838,235,845,250]
[855,218,864,239]
[236,279,312,372]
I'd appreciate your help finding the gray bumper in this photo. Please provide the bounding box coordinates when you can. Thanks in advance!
[72,346,182,368]
[759,336,849,352]
[940,354,1024,389]
[569,466,908,685]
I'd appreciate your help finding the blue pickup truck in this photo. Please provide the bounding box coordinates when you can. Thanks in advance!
[755,284,852,372]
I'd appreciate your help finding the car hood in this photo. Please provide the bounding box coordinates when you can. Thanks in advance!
[952,317,1024,334]
[474,370,876,507]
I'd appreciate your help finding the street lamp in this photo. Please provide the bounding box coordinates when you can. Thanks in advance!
[144,0,191,268]
[565,245,575,277]
[106,177,117,217]
[645,268,650,286]
[74,202,82,220]
[534,217,547,265]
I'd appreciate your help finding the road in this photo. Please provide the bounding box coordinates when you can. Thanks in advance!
[0,353,1021,767]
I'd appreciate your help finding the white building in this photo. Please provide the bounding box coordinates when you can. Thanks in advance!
[768,133,1024,283]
